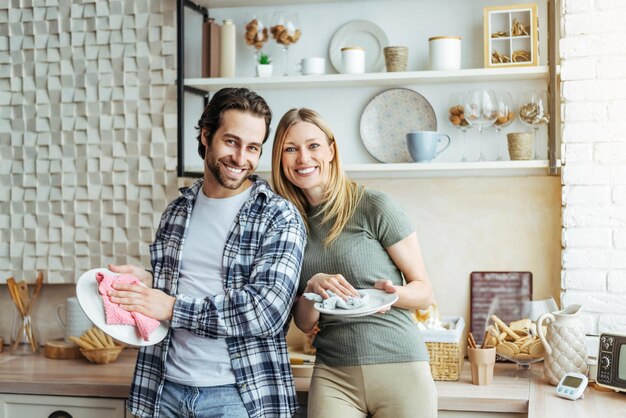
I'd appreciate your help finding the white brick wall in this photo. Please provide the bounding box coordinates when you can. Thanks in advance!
[561,0,626,335]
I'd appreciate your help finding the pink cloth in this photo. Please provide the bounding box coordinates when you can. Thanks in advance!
[96,272,160,341]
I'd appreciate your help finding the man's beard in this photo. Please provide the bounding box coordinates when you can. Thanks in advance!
[205,153,251,190]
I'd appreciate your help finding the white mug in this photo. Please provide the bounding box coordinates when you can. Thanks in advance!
[341,47,365,74]
[299,57,325,75]
[57,297,93,342]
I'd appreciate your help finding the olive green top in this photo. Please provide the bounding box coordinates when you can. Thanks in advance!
[299,188,429,366]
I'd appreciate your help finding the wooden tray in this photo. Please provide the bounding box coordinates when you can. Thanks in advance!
[470,272,532,345]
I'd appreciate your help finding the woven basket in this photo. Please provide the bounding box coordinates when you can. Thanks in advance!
[507,132,533,160]
[383,46,409,72]
[426,341,463,381]
[80,346,124,364]
[421,316,464,381]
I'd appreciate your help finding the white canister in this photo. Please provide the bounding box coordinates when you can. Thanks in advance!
[428,36,461,71]
[341,47,365,74]
[220,19,236,77]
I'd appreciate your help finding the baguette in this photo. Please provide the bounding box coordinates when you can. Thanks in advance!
[69,336,95,350]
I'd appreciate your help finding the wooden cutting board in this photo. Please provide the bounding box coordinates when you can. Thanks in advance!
[44,339,82,360]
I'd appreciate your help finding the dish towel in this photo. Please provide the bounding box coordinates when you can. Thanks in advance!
[96,272,160,341]
[303,290,370,310]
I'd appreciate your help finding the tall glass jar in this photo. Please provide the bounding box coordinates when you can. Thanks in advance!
[11,308,38,355]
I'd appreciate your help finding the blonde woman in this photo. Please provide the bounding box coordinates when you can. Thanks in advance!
[271,108,437,418]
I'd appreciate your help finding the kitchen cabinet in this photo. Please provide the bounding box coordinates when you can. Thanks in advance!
[0,350,137,418]
[0,394,129,418]
[177,0,559,178]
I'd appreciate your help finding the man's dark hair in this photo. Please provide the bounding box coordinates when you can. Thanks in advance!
[196,87,272,159]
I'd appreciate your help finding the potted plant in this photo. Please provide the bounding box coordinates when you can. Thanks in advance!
[256,52,273,78]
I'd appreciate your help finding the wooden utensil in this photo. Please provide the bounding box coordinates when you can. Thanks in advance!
[6,273,42,353]
[27,272,44,315]
[17,280,30,312]
[6,278,25,316]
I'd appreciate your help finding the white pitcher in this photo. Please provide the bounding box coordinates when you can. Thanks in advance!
[57,297,93,342]
[537,304,588,385]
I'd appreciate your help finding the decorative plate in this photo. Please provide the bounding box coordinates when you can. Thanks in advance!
[329,20,389,73]
[360,88,437,163]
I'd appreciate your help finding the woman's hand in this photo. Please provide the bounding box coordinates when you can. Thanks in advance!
[374,279,397,294]
[108,263,153,287]
[108,282,175,321]
[374,279,397,313]
[305,273,360,300]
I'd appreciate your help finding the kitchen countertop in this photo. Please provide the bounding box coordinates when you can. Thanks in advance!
[0,348,138,398]
[1,349,624,416]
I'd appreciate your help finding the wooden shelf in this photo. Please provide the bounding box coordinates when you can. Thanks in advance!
[185,66,550,93]
[251,160,552,179]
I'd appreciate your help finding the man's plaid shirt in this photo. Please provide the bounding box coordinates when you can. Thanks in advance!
[127,176,306,418]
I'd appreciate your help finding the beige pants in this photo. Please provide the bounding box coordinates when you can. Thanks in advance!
[307,361,437,418]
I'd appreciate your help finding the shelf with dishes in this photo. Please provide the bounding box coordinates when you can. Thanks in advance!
[179,1,558,178]
[184,66,550,92]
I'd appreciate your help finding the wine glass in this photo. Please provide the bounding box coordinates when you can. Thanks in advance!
[270,11,301,76]
[243,12,269,65]
[519,90,550,160]
[464,89,498,161]
[448,93,471,162]
[494,92,515,160]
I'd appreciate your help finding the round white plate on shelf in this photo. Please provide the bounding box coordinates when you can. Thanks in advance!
[313,288,398,318]
[329,20,389,73]
[75,268,169,347]
[360,88,437,163]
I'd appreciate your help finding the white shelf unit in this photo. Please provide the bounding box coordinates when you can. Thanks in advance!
[178,0,558,178]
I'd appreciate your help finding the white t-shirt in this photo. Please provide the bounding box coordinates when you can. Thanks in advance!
[164,186,252,387]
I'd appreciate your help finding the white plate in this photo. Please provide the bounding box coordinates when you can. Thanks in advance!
[313,288,398,318]
[329,20,389,73]
[360,88,437,163]
[76,268,169,347]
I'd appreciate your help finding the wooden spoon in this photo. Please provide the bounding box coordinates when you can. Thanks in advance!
[6,278,25,316]
[17,280,30,314]
[27,272,44,315]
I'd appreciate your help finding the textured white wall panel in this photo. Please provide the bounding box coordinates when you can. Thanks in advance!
[0,0,178,283]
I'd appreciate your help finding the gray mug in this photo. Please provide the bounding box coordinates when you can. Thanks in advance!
[406,131,451,162]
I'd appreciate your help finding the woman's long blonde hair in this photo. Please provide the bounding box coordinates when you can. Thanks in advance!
[271,108,363,246]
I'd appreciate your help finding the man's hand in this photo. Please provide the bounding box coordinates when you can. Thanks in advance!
[108,263,153,287]
[108,282,175,321]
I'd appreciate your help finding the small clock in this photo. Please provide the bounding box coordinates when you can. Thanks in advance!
[556,372,588,400]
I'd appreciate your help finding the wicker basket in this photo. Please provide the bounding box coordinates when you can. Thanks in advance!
[383,46,409,72]
[507,132,533,160]
[80,346,124,364]
[421,316,464,381]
